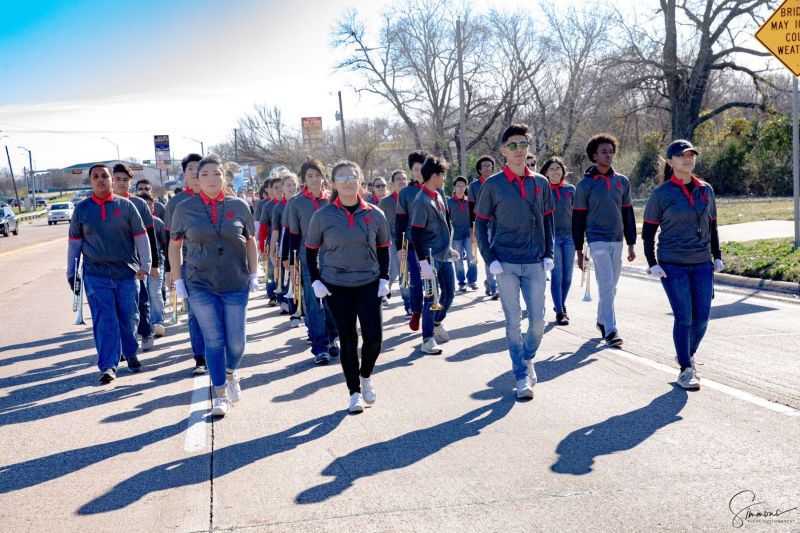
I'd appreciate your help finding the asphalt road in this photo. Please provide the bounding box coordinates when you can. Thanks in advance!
[1,231,799,532]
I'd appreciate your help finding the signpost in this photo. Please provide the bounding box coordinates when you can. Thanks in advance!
[153,135,171,170]
[756,0,800,248]
[301,117,323,148]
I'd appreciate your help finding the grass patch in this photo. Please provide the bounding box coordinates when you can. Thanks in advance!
[633,197,795,227]
[721,238,800,283]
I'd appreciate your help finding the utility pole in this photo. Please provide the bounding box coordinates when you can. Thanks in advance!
[338,91,347,159]
[234,128,239,161]
[19,146,35,210]
[5,145,19,206]
[456,18,467,178]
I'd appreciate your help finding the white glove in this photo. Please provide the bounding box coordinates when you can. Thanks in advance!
[419,259,435,280]
[648,265,667,278]
[312,280,331,299]
[248,273,259,292]
[714,258,724,273]
[174,279,188,299]
[489,260,503,275]
[450,248,460,260]
[377,278,391,297]
[542,258,554,272]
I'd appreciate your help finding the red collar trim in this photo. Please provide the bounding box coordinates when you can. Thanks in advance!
[186,189,196,196]
[302,186,328,210]
[421,185,438,199]
[669,175,704,206]
[281,197,287,205]
[333,195,371,228]
[451,194,467,211]
[273,198,281,205]
[502,165,530,200]
[200,190,225,223]
[392,191,399,202]
[92,192,114,221]
[479,177,487,184]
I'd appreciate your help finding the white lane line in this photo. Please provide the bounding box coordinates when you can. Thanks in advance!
[610,349,800,416]
[184,374,210,452]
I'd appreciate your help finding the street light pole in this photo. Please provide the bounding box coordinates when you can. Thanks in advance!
[4,145,20,206]
[102,137,120,160]
[338,91,347,159]
[185,137,205,156]
[19,146,35,210]
[456,18,467,178]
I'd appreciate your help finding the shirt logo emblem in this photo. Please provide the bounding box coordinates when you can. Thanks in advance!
[566,192,572,200]
[701,193,709,203]
[364,215,373,225]
[615,181,622,190]
[226,211,235,219]
[113,208,121,217]
[534,185,541,196]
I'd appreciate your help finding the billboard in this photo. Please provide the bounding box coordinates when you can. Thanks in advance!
[153,135,170,169]
[301,117,323,147]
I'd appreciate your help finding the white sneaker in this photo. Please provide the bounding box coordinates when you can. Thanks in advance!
[348,392,365,413]
[677,368,701,390]
[226,373,241,403]
[360,376,376,404]
[421,337,443,355]
[433,323,450,343]
[525,359,538,385]
[290,318,301,328]
[516,377,534,399]
[211,397,231,416]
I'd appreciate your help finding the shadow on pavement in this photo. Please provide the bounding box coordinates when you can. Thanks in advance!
[550,384,688,475]
[294,376,515,504]
[709,293,777,321]
[77,411,346,515]
[0,331,95,370]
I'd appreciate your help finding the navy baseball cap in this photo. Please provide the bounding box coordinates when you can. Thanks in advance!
[666,139,699,159]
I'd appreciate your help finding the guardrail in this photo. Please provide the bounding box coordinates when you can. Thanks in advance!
[17,210,48,222]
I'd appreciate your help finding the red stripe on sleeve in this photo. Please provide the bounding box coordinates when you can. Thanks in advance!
[573,207,588,211]
[643,219,660,225]
[543,209,554,216]
[475,212,491,220]
[305,244,321,250]
[622,204,633,208]
[411,224,425,229]
[68,236,82,241]
[376,241,391,248]
[133,231,147,238]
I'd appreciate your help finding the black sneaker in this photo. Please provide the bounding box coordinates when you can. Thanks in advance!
[99,368,116,384]
[459,285,468,293]
[267,297,278,307]
[605,331,623,347]
[314,352,331,365]
[596,322,606,338]
[329,344,340,359]
[491,291,500,301]
[562,305,569,321]
[556,312,569,326]
[193,356,207,375]
[127,355,142,373]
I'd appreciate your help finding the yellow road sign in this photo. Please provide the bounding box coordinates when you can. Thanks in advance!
[756,0,800,76]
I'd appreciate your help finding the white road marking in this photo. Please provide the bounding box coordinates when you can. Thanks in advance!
[184,374,210,452]
[611,349,800,416]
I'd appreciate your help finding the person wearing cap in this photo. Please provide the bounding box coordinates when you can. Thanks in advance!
[138,192,167,338]
[112,163,159,353]
[395,150,430,331]
[475,123,555,400]
[368,176,387,206]
[379,169,411,314]
[541,156,576,326]
[306,161,391,413]
[448,176,478,292]
[258,178,283,307]
[572,133,637,347]
[164,153,207,375]
[67,163,152,383]
[470,155,498,298]
[271,173,299,321]
[410,155,457,355]
[642,140,723,390]
[285,158,340,365]
[168,154,259,417]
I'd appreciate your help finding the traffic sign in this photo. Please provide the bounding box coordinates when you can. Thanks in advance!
[756,0,800,76]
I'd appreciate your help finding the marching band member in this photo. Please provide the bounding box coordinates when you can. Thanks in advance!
[572,134,637,347]
[258,178,283,307]
[395,151,429,331]
[475,124,555,399]
[271,173,299,321]
[137,178,166,304]
[168,154,258,417]
[253,183,270,260]
[138,192,167,338]
[164,153,207,375]
[368,176,387,206]
[469,155,498,299]
[285,158,340,365]
[410,155,456,355]
[642,140,723,390]
[447,176,477,292]
[305,161,391,413]
[378,169,411,314]
[112,164,159,352]
[541,156,576,325]
[67,163,152,383]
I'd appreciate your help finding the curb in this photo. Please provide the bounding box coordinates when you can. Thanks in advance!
[621,265,800,297]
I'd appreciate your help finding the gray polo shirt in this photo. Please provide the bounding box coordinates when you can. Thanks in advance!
[643,176,717,265]
[170,194,255,293]
[259,198,278,228]
[154,201,166,221]
[164,190,196,232]
[122,193,154,229]
[550,182,576,237]
[467,178,486,205]
[378,191,399,240]
[447,195,471,240]
[254,198,268,223]
[287,188,330,262]
[306,197,390,287]
[69,194,148,279]
[395,181,422,240]
[410,185,453,262]
[573,166,633,243]
[474,166,555,264]
[153,215,166,257]
[366,193,382,207]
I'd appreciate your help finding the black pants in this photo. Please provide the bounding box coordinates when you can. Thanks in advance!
[325,279,383,395]
[137,277,152,338]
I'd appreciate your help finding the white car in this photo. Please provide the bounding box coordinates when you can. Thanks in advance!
[48,202,74,225]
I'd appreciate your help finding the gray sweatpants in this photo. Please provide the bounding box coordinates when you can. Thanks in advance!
[589,240,623,335]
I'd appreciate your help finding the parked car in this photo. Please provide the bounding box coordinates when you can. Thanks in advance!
[48,202,74,225]
[35,198,47,208]
[1,206,19,237]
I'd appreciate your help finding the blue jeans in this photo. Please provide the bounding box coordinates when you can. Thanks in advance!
[265,258,276,299]
[389,246,411,312]
[137,276,151,338]
[659,261,714,369]
[148,266,165,325]
[407,247,424,313]
[83,275,140,372]
[496,262,547,380]
[452,237,478,286]
[301,263,339,356]
[187,288,249,388]
[422,260,456,339]
[550,235,576,313]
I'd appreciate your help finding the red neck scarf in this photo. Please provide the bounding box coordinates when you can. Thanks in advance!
[502,164,532,200]
[669,174,704,206]
[199,190,225,222]
[333,195,371,228]
[92,192,115,221]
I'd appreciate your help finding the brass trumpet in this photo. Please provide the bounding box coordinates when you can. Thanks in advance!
[425,249,444,311]
[399,235,410,289]
[292,250,303,315]
[275,257,283,295]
